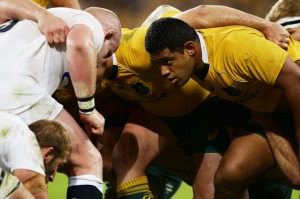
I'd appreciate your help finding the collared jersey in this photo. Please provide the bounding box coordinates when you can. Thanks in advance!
[102,27,210,117]
[0,8,104,124]
[195,26,300,112]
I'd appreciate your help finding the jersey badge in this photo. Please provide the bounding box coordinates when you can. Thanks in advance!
[131,82,149,94]
[222,86,241,96]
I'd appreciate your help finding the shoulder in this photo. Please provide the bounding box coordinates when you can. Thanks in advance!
[117,27,159,76]
[48,8,99,28]
[0,112,32,144]
[48,8,104,50]
[202,26,279,56]
[121,27,148,42]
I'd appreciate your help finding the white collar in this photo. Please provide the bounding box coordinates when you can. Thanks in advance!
[276,16,300,29]
[112,53,117,65]
[196,31,208,63]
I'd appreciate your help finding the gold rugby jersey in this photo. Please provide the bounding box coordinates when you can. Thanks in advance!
[102,27,210,117]
[195,26,300,112]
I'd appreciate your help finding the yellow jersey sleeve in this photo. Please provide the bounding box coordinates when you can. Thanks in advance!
[161,10,181,18]
[32,0,49,8]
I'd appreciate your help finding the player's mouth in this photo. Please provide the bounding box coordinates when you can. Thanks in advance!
[168,77,178,84]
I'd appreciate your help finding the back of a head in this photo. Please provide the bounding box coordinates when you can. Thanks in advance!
[85,7,121,29]
[85,7,121,51]
[266,0,300,24]
[145,17,199,54]
[29,120,72,159]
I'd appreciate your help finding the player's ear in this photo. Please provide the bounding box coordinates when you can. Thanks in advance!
[42,147,54,163]
[105,30,114,40]
[184,41,196,55]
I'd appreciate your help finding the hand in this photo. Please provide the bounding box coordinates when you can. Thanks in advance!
[36,11,69,45]
[262,22,290,50]
[79,110,105,136]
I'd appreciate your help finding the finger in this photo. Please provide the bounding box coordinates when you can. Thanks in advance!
[60,32,66,43]
[53,32,61,44]
[64,26,70,37]
[283,37,290,44]
[46,33,54,44]
[91,126,103,136]
[278,42,288,50]
[84,124,94,137]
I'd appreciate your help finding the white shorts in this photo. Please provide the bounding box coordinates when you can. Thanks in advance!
[0,112,45,176]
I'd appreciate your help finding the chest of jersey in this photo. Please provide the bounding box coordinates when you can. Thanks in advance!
[198,64,274,102]
[195,26,290,112]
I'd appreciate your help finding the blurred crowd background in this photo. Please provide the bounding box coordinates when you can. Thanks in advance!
[53,0,279,28]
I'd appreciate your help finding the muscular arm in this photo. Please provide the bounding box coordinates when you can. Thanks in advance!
[10,184,35,199]
[67,24,96,98]
[0,0,45,23]
[50,0,81,9]
[0,0,69,44]
[276,57,300,149]
[66,24,105,135]
[13,169,48,199]
[267,56,300,185]
[251,111,300,187]
[174,5,289,49]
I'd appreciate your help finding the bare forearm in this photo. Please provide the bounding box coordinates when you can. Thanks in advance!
[18,172,48,199]
[265,130,300,185]
[276,57,300,159]
[176,5,270,29]
[0,0,70,44]
[31,191,48,199]
[67,26,97,98]
[0,0,48,23]
[68,49,97,98]
[285,89,300,157]
[174,5,289,49]
[252,112,300,186]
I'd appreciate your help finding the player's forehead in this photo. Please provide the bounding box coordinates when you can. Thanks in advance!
[150,48,173,62]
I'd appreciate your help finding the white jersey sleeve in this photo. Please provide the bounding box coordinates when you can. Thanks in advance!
[48,7,104,52]
[0,169,21,199]
[0,112,45,176]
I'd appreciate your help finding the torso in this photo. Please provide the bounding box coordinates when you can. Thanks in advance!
[195,26,300,112]
[0,8,103,123]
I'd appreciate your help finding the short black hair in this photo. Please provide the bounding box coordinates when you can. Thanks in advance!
[145,17,199,54]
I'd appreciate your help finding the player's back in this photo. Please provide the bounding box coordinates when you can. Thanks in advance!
[0,19,45,62]
[0,18,66,93]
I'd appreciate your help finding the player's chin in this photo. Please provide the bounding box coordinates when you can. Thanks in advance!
[175,78,188,87]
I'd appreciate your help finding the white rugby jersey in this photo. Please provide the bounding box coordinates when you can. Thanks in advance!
[0,111,45,176]
[0,8,104,124]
